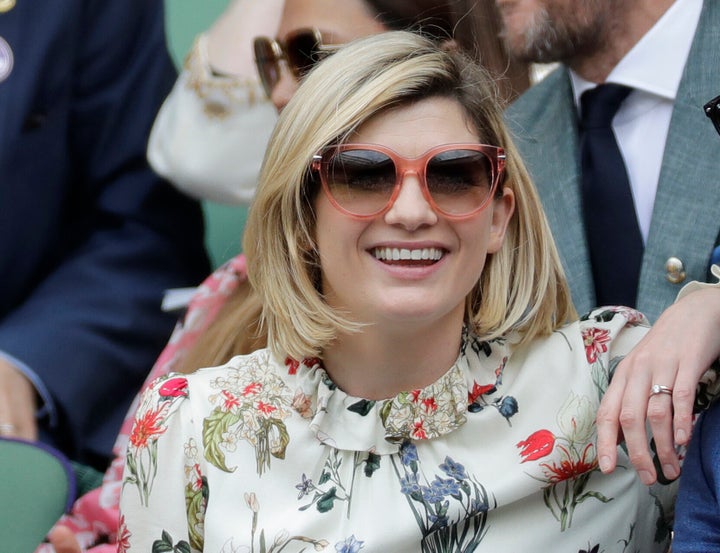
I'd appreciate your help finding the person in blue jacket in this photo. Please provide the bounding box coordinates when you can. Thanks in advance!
[673,392,720,552]
[671,102,720,553]
[0,0,210,471]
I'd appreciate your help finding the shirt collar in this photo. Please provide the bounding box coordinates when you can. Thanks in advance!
[570,0,703,105]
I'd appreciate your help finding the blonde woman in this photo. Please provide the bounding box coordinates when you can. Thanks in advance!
[119,32,715,552]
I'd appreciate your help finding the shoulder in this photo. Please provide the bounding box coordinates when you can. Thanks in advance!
[505,66,571,130]
[518,307,649,374]
[140,349,279,404]
[572,306,649,357]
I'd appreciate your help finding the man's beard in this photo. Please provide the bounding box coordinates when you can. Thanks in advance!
[501,3,606,65]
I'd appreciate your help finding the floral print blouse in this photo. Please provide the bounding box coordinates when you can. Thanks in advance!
[119,307,683,553]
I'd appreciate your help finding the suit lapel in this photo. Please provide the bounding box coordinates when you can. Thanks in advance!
[508,70,596,314]
[639,0,720,316]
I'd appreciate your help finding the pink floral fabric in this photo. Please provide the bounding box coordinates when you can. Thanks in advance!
[36,255,248,552]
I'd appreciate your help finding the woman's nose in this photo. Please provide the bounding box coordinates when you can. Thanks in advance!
[270,65,299,112]
[383,174,438,230]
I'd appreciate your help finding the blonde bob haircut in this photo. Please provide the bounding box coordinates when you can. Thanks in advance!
[243,31,576,360]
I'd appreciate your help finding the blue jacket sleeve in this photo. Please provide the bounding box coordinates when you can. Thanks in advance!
[673,400,720,552]
[0,0,210,469]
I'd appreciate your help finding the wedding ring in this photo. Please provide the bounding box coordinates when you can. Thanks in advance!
[650,384,673,397]
[0,422,15,434]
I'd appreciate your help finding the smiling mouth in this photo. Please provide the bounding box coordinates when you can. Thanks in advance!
[372,247,444,266]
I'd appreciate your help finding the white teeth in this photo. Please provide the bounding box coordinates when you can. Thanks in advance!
[373,247,444,261]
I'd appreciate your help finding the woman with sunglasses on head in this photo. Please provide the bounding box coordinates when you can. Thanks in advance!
[118,32,718,552]
[147,0,283,206]
[148,0,530,206]
[256,0,530,111]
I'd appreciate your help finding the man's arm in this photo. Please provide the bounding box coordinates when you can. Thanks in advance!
[0,0,210,468]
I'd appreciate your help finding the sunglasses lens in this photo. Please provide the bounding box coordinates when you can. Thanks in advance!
[318,146,500,218]
[323,149,397,216]
[426,149,494,215]
[286,31,323,78]
[253,37,280,96]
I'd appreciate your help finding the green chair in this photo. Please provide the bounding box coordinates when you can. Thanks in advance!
[0,438,76,553]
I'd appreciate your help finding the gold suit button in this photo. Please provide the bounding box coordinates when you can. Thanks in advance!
[0,0,15,13]
[665,257,686,284]
[0,36,12,83]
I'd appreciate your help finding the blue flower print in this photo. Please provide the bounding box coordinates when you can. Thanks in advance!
[400,473,421,496]
[432,476,461,498]
[392,446,494,552]
[421,483,446,504]
[497,396,519,420]
[400,441,419,466]
[335,534,364,553]
[295,473,313,499]
[440,457,468,481]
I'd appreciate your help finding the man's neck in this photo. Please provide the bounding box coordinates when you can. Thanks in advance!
[570,0,676,83]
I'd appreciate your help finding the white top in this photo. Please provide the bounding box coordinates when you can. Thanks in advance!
[119,308,684,552]
[570,0,703,242]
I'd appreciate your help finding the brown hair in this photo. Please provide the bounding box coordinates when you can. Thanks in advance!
[364,0,530,103]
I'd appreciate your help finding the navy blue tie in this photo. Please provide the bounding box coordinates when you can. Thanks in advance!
[580,84,643,308]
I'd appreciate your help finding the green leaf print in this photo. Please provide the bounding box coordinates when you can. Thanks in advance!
[316,487,338,513]
[347,399,376,416]
[185,481,206,551]
[379,400,393,426]
[364,452,381,477]
[151,530,192,553]
[203,407,241,473]
[267,418,290,460]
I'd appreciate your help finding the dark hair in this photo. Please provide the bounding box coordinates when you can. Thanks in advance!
[364,0,530,103]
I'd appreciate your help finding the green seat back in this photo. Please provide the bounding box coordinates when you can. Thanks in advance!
[0,438,75,553]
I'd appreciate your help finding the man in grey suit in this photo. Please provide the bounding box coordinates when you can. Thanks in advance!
[495,0,720,486]
[499,0,719,323]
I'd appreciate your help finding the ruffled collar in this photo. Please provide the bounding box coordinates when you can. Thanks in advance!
[282,331,510,455]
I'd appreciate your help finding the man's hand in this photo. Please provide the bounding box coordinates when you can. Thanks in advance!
[596,286,720,485]
[0,357,38,440]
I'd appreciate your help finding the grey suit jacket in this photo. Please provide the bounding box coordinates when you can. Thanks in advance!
[505,0,720,322]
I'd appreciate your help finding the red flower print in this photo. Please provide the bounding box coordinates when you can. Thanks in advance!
[422,397,438,414]
[610,306,645,324]
[257,401,277,416]
[412,419,428,439]
[292,390,313,419]
[221,390,240,410]
[304,357,323,369]
[582,328,610,363]
[517,429,555,463]
[242,382,262,396]
[468,381,495,403]
[495,357,508,379]
[116,514,131,553]
[129,405,167,449]
[159,377,188,398]
[540,444,598,483]
[411,389,422,403]
[286,357,300,374]
[190,463,203,491]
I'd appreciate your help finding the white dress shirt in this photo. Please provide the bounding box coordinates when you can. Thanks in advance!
[569,0,703,242]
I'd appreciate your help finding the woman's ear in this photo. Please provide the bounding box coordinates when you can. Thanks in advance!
[487,186,515,254]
